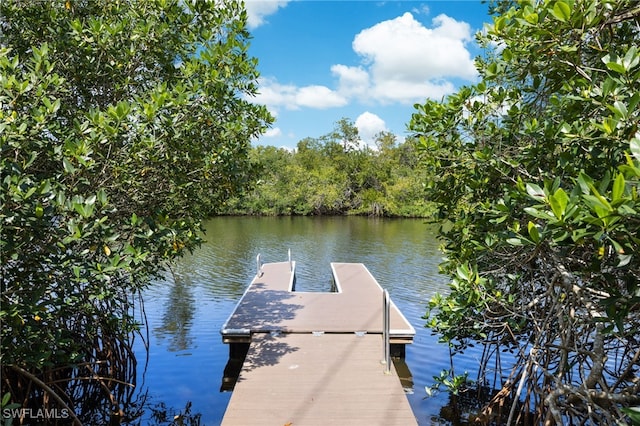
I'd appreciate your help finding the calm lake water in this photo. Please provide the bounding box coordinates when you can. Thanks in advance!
[132,216,474,425]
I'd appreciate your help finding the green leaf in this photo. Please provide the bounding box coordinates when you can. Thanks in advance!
[605,61,626,74]
[631,135,640,162]
[526,183,545,200]
[612,173,625,202]
[97,189,107,205]
[599,117,618,135]
[609,100,628,119]
[622,45,639,71]
[601,76,617,97]
[548,188,568,219]
[621,407,640,424]
[551,1,571,22]
[588,183,613,212]
[23,186,37,199]
[552,231,570,243]
[456,264,471,281]
[494,215,508,224]
[73,202,86,217]
[494,16,506,32]
[62,157,76,174]
[577,172,593,194]
[617,254,632,267]
[527,221,540,244]
[524,12,538,24]
[583,195,613,218]
[524,207,556,221]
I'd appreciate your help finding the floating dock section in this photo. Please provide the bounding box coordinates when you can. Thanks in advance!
[220,256,417,425]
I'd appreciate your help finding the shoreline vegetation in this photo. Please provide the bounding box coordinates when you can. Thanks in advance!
[216,120,436,219]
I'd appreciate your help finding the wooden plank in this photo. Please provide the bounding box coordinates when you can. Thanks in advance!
[221,262,415,341]
[221,333,417,426]
[330,263,415,338]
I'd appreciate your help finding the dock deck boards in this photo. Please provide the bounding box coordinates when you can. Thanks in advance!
[221,262,415,340]
[220,260,417,425]
[221,333,417,426]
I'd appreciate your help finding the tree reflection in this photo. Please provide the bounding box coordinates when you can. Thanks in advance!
[146,401,202,426]
[153,272,196,352]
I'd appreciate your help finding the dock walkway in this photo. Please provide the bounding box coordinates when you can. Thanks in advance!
[220,258,417,425]
[221,261,415,341]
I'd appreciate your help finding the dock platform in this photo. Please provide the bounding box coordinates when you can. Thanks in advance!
[220,257,417,425]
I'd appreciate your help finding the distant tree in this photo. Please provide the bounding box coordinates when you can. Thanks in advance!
[296,137,323,169]
[374,130,397,153]
[0,0,271,420]
[332,117,361,152]
[411,0,640,424]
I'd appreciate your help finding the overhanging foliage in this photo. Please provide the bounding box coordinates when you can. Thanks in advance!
[1,0,272,421]
[410,0,640,424]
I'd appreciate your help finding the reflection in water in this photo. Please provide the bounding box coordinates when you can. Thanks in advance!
[134,217,462,425]
[147,400,202,426]
[220,342,249,392]
[394,357,415,393]
[153,271,196,352]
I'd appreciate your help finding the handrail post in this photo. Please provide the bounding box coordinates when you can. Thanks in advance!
[288,248,292,271]
[256,253,263,277]
[382,289,391,374]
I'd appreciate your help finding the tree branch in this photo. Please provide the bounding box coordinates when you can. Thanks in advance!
[8,364,82,426]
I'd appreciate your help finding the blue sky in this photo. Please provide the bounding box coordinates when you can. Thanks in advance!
[244,1,493,149]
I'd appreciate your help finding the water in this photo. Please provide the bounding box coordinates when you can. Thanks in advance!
[132,216,465,425]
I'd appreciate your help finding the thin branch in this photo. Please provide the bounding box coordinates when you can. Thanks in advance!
[8,364,82,426]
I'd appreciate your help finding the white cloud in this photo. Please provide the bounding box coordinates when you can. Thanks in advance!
[244,0,290,29]
[263,127,282,138]
[411,4,430,16]
[371,79,455,104]
[296,85,348,109]
[345,12,477,103]
[331,64,370,98]
[253,78,347,111]
[353,13,476,81]
[252,79,298,109]
[355,112,387,144]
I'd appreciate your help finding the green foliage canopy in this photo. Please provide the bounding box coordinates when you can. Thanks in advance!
[0,0,272,415]
[222,119,430,217]
[410,0,640,423]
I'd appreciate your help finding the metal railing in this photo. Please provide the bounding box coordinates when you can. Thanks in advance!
[256,253,263,277]
[257,250,292,276]
[382,289,391,374]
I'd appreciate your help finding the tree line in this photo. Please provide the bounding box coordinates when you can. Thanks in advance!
[218,118,433,218]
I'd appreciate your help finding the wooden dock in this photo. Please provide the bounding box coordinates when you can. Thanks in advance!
[220,258,417,425]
